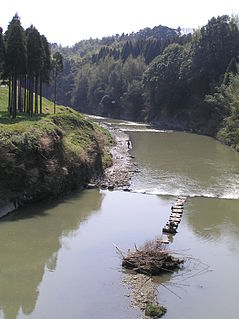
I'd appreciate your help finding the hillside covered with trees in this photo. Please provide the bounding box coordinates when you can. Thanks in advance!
[43,15,239,149]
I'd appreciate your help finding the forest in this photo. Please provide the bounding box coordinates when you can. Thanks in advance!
[41,15,239,149]
[1,15,239,149]
[0,14,63,118]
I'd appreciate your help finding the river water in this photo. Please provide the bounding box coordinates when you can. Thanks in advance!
[0,118,239,319]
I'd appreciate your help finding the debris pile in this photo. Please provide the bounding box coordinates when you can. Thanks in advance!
[121,238,184,276]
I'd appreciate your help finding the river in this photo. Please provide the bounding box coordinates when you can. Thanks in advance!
[0,118,239,319]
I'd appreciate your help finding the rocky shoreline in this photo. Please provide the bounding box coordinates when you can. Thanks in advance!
[123,273,158,319]
[90,125,138,191]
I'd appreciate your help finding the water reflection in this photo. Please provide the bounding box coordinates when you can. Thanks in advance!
[185,197,239,243]
[0,190,103,319]
[129,131,239,199]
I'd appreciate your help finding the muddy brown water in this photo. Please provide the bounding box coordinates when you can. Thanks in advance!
[0,118,239,319]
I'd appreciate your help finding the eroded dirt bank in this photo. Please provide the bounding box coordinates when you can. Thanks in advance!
[0,112,111,218]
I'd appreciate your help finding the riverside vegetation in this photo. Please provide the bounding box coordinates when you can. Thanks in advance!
[42,15,239,151]
[1,13,239,319]
[0,15,112,212]
[0,86,112,210]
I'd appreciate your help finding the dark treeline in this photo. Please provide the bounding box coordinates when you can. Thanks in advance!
[0,14,63,118]
[43,24,185,119]
[43,16,237,122]
[44,16,239,143]
[143,16,239,136]
[44,16,239,147]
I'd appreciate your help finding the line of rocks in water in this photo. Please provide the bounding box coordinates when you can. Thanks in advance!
[122,197,187,318]
[88,125,188,318]
[162,196,187,235]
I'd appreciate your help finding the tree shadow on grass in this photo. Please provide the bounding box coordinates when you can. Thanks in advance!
[0,111,49,125]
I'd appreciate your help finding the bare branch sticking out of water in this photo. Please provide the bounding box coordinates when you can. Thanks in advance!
[118,237,212,318]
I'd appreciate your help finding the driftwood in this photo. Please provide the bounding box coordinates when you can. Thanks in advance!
[121,238,184,276]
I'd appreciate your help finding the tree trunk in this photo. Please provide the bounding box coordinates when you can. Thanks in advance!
[8,77,12,115]
[40,75,43,114]
[27,77,29,114]
[12,73,17,119]
[35,76,38,114]
[23,75,27,113]
[18,77,22,112]
[54,70,57,114]
[11,74,14,115]
[29,77,33,117]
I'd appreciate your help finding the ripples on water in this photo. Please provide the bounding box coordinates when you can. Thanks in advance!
[88,116,239,199]
[127,131,239,200]
[1,117,239,319]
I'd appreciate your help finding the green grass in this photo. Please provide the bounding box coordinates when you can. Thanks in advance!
[0,85,112,177]
[0,86,67,126]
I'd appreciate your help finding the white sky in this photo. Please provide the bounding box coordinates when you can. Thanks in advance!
[1,0,239,46]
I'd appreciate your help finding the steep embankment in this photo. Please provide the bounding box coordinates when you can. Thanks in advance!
[0,94,112,216]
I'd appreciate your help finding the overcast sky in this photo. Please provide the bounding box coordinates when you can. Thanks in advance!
[1,0,239,46]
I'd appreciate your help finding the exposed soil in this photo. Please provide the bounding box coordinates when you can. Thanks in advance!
[0,113,111,218]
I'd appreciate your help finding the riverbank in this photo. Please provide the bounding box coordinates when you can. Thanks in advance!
[94,126,137,190]
[0,109,112,218]
[1,117,239,319]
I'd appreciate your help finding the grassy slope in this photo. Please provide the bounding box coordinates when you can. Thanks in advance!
[0,86,112,203]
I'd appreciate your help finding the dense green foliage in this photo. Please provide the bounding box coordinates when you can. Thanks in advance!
[43,25,182,120]
[144,16,239,132]
[145,303,167,318]
[0,86,112,203]
[0,27,5,78]
[0,14,63,119]
[52,51,63,113]
[43,16,239,146]
[205,72,239,149]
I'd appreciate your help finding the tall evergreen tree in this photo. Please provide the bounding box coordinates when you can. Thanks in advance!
[26,25,43,116]
[192,15,239,87]
[5,14,26,118]
[0,27,5,80]
[52,52,63,114]
[40,35,51,113]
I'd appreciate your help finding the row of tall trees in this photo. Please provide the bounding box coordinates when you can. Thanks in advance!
[0,14,63,118]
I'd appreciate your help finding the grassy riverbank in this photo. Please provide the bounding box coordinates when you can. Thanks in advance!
[0,86,112,207]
